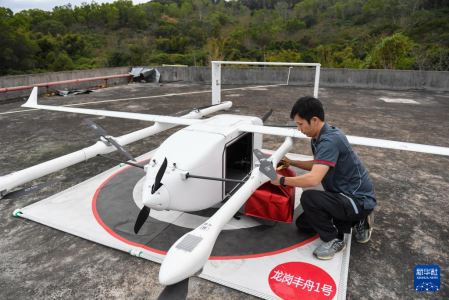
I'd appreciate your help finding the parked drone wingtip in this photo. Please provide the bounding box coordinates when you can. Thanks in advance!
[22,87,38,108]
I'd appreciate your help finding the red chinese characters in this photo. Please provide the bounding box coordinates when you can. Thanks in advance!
[268,262,337,300]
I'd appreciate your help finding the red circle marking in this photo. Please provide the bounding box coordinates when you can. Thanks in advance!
[92,163,318,260]
[268,262,337,300]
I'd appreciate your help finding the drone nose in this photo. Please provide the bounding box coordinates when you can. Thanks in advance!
[143,185,170,210]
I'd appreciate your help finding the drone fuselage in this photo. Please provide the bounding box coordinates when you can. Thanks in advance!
[142,114,263,212]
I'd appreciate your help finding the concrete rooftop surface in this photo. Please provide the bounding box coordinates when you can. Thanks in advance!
[0,82,448,299]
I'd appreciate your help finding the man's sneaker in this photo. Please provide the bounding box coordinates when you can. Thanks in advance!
[313,238,346,260]
[354,213,374,244]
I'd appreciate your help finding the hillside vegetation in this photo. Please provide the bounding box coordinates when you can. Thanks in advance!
[0,0,448,75]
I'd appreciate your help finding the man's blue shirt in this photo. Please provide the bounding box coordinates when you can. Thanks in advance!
[311,123,376,210]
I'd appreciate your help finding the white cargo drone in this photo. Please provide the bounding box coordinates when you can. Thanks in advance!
[3,62,449,291]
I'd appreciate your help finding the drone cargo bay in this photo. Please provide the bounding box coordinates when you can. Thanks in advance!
[1,79,448,299]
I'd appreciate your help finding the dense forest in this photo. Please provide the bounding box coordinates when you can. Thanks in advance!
[0,0,448,75]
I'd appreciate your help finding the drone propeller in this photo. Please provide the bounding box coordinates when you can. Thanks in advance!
[261,109,273,123]
[84,119,136,162]
[134,206,151,234]
[260,108,298,127]
[152,157,168,194]
[84,118,108,136]
[134,157,168,234]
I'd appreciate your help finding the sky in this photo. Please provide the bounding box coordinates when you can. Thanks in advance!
[0,0,151,12]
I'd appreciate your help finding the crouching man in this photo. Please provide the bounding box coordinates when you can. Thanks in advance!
[272,96,376,260]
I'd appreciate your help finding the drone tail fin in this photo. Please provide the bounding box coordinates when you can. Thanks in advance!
[22,87,38,108]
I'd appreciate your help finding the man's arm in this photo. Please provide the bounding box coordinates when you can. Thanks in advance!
[282,157,314,171]
[272,164,330,188]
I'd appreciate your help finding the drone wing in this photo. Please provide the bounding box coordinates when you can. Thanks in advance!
[239,124,449,156]
[22,87,231,126]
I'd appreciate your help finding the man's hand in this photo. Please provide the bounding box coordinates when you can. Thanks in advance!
[280,156,292,166]
[271,174,282,186]
[277,157,292,170]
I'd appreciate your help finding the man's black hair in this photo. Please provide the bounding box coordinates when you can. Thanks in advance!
[290,96,325,122]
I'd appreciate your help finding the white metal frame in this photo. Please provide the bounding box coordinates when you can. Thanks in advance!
[211,61,321,105]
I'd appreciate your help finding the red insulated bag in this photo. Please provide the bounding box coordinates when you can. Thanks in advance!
[244,168,296,223]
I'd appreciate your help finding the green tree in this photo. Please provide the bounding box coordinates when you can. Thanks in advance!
[52,5,76,27]
[314,45,337,67]
[107,50,131,67]
[266,49,301,62]
[367,33,415,69]
[33,20,67,35]
[285,18,305,33]
[206,37,226,61]
[129,44,146,65]
[60,34,88,57]
[294,0,320,18]
[0,8,38,74]
[101,4,120,29]
[334,46,364,68]
[16,9,50,31]
[362,0,409,24]
[414,45,449,71]
[0,0,447,74]
[49,51,75,71]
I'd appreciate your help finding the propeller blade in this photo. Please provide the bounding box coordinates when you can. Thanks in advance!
[134,158,167,234]
[83,119,108,137]
[157,278,189,300]
[104,136,136,162]
[152,157,168,194]
[261,109,273,122]
[134,206,151,234]
[84,119,136,161]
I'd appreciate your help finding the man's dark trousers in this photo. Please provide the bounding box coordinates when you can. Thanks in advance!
[297,189,372,242]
